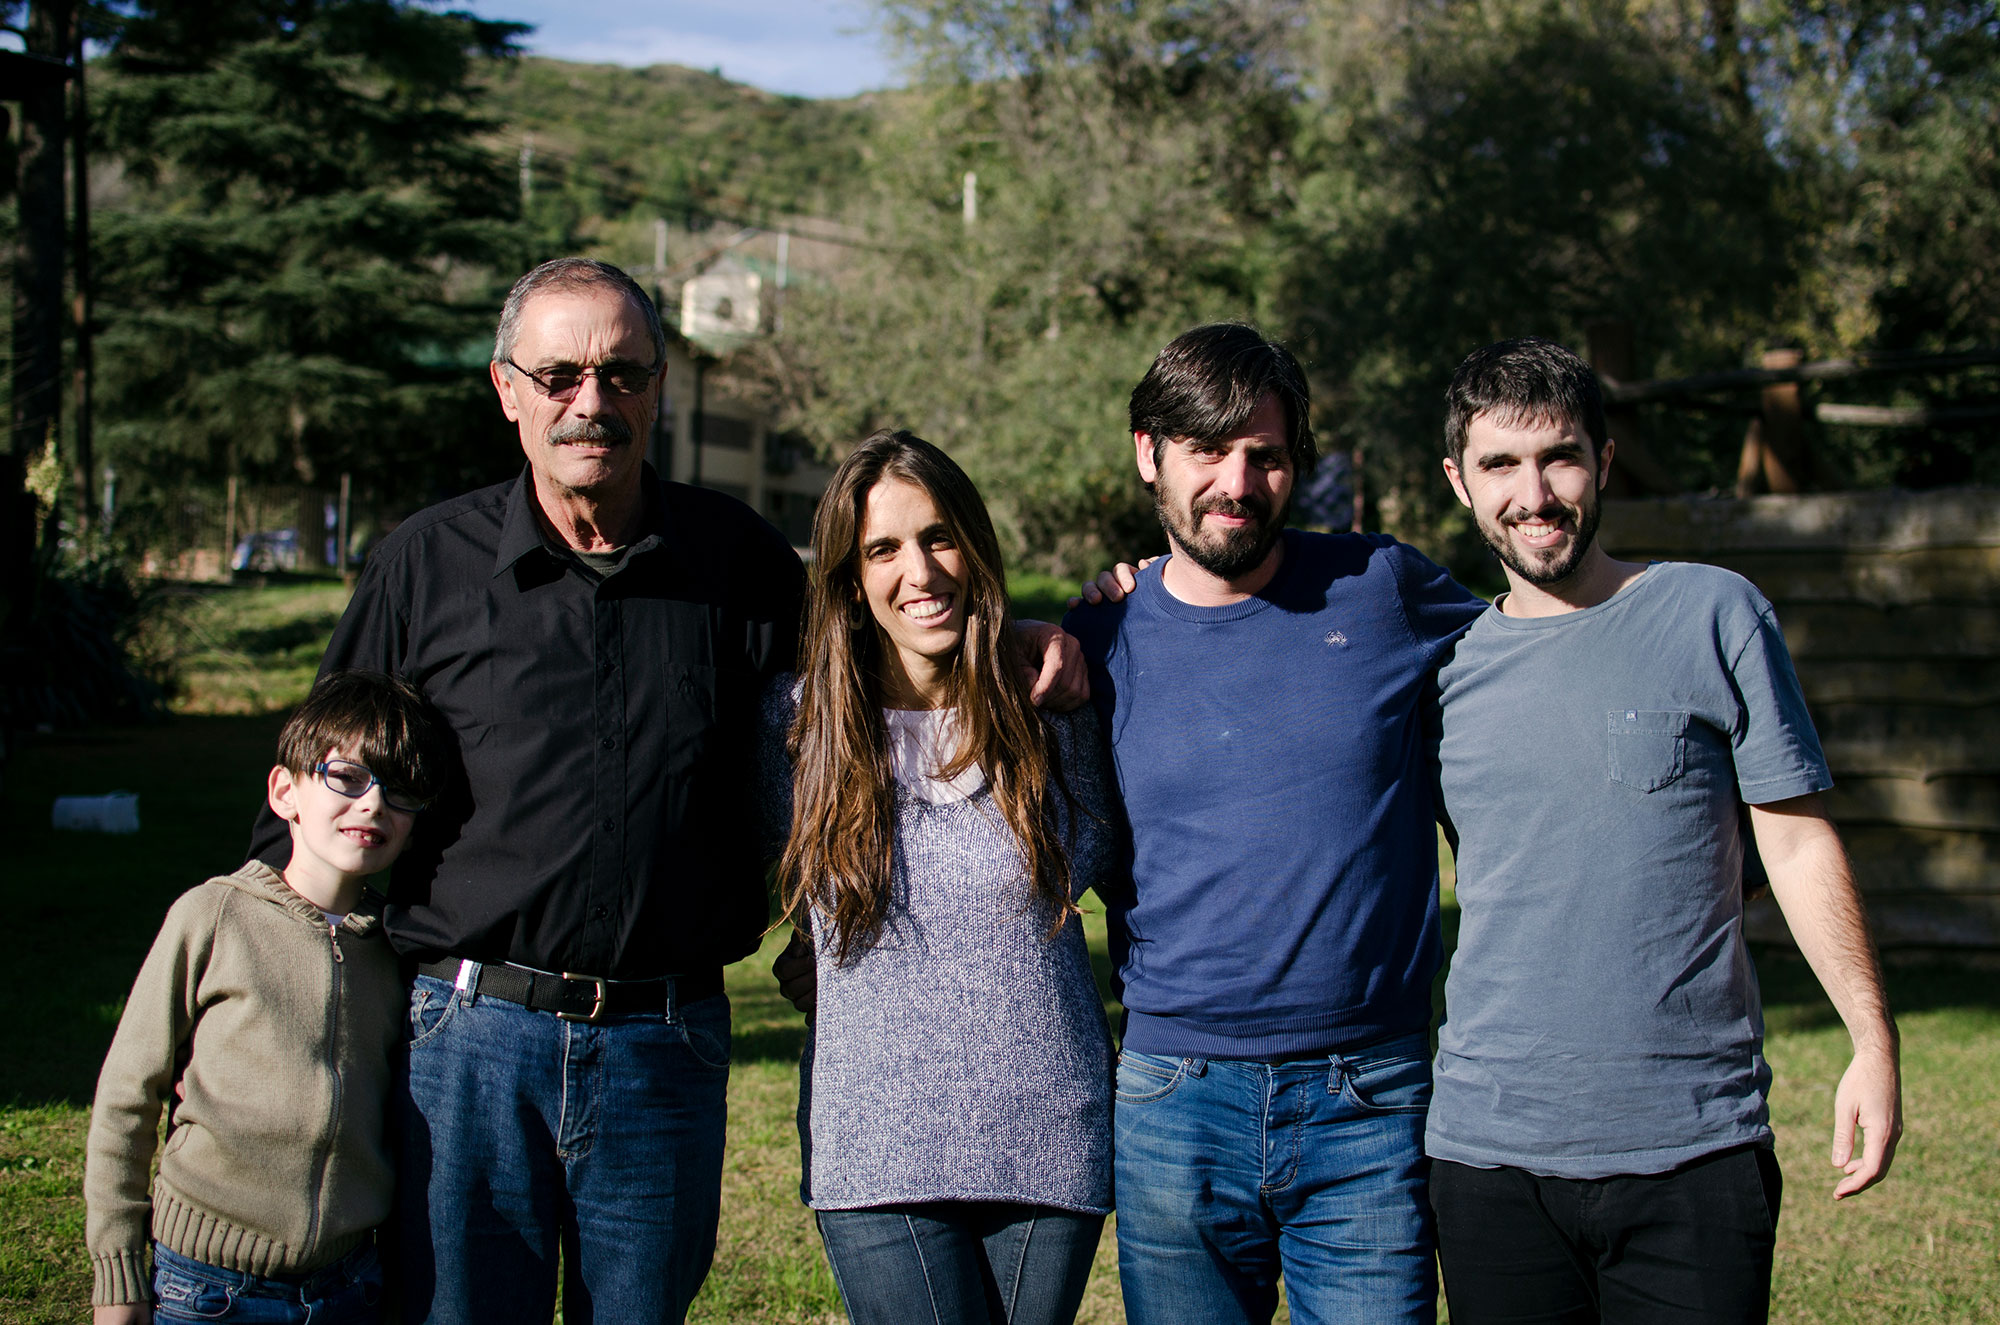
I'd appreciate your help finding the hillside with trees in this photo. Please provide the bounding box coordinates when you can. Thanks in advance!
[475,55,876,263]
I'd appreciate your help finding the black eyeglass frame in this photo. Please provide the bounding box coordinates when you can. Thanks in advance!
[311,759,431,814]
[502,357,661,402]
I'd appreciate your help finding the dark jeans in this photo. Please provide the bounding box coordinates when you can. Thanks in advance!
[394,970,731,1325]
[816,1202,1104,1325]
[1432,1144,1783,1324]
[151,1240,383,1324]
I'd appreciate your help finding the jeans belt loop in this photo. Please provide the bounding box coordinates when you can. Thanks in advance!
[1183,1056,1208,1077]
[455,958,481,1007]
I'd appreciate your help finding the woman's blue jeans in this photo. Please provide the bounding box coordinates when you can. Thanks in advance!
[393,969,731,1325]
[816,1201,1105,1325]
[1112,1032,1438,1325]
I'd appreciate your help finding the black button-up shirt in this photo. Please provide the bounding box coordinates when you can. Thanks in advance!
[250,466,806,978]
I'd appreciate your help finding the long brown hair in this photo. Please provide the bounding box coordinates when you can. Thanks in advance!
[778,429,1077,963]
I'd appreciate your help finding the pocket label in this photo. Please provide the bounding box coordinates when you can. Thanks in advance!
[1607,709,1689,792]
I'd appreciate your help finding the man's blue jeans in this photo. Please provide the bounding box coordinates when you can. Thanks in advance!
[1112,1032,1437,1325]
[394,968,731,1325]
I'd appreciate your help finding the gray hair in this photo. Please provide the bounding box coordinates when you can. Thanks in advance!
[493,257,667,369]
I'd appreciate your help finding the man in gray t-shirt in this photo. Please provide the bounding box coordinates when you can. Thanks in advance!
[1428,338,1902,1324]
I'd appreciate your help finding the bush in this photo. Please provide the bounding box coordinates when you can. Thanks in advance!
[0,546,171,734]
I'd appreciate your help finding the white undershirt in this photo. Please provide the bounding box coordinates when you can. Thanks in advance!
[883,707,986,804]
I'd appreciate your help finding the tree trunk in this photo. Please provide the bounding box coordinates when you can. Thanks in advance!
[70,10,94,537]
[11,1,72,470]
[5,2,75,633]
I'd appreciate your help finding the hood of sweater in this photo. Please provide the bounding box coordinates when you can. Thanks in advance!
[212,860,387,938]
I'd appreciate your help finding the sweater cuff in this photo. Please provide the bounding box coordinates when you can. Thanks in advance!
[92,1249,151,1306]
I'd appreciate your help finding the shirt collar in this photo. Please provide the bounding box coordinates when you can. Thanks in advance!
[491,464,667,578]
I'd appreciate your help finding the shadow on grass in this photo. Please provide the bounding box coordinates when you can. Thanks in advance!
[1750,942,2000,1037]
[731,1022,810,1065]
[224,617,346,657]
[3,714,284,1106]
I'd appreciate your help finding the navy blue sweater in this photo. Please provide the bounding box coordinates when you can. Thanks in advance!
[1064,530,1483,1058]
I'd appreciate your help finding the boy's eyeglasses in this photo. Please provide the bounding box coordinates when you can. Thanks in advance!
[313,760,430,813]
[503,358,658,402]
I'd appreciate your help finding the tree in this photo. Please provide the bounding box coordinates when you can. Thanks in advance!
[1744,0,2000,486]
[766,0,1306,573]
[89,0,528,508]
[1278,0,1797,554]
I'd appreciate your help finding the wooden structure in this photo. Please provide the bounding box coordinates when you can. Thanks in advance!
[1599,489,2000,950]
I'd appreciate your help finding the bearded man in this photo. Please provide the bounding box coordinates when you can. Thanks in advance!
[1428,337,1899,1323]
[1062,323,1485,1324]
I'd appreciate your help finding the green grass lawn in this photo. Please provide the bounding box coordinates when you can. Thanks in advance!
[3,583,1994,1323]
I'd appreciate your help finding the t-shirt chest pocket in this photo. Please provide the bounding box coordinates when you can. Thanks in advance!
[1607,709,1689,792]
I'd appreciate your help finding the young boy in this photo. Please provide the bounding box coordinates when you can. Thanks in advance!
[85,670,453,1325]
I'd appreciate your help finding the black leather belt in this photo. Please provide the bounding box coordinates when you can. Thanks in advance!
[416,958,723,1023]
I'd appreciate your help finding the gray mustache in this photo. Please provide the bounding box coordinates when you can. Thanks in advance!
[550,417,633,446]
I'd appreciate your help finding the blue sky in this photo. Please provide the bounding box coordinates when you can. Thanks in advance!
[457,0,900,99]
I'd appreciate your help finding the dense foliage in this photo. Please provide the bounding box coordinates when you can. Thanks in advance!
[758,0,2000,573]
[88,0,529,507]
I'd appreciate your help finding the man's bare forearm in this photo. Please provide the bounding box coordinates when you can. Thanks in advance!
[1752,795,1896,1053]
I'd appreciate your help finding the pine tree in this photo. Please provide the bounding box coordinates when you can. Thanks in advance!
[91,0,528,504]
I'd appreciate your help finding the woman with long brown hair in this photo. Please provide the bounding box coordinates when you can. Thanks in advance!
[756,429,1120,1325]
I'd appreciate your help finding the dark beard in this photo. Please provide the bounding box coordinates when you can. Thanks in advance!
[1157,487,1288,581]
[1482,494,1602,586]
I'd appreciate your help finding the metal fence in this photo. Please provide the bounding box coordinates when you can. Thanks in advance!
[133,476,401,582]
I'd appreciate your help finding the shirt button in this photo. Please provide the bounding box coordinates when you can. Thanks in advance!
[601,818,615,832]
[600,737,616,750]
[591,907,608,920]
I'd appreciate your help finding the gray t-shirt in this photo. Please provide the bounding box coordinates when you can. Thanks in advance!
[1430,561,1832,1179]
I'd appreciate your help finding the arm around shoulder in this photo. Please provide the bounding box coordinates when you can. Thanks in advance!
[1750,794,1902,1199]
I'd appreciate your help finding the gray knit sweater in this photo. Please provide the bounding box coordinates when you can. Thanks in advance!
[757,679,1121,1214]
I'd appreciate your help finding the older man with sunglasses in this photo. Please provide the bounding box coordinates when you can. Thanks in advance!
[249,258,1082,1324]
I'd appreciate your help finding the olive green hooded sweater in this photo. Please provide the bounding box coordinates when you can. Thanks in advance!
[84,861,403,1305]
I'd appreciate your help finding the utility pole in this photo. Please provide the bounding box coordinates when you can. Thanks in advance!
[962,171,983,366]
[774,230,789,334]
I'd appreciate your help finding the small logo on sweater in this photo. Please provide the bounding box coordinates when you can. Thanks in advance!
[1324,630,1348,647]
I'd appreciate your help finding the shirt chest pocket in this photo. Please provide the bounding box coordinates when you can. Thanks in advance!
[1607,709,1689,792]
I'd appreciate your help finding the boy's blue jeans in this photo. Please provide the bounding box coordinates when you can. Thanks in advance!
[150,1241,382,1324]
[393,969,731,1325]
[1112,1032,1438,1325]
